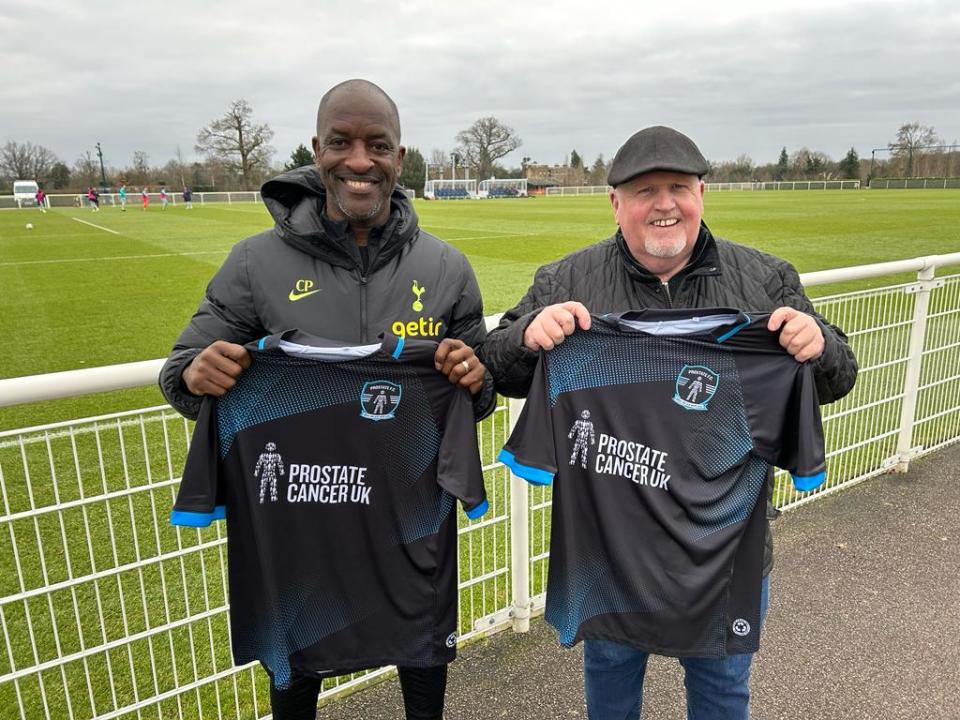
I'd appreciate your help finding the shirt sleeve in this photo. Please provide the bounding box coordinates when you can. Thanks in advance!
[170,397,227,527]
[437,387,489,520]
[777,363,827,492]
[497,353,558,485]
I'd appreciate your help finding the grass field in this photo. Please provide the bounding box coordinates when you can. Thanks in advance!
[0,190,958,718]
[1,189,959,431]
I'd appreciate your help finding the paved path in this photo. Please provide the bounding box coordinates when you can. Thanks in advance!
[318,444,960,719]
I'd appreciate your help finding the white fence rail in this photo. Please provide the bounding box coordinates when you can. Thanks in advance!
[543,181,861,197]
[0,192,262,210]
[706,180,860,191]
[2,254,960,718]
[869,177,960,189]
[544,185,611,196]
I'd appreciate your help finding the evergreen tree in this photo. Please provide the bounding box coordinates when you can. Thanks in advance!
[838,148,860,179]
[775,147,789,180]
[399,147,426,198]
[570,149,583,169]
[588,154,607,185]
[285,143,314,170]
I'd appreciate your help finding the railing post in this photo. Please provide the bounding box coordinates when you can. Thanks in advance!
[508,396,531,632]
[893,265,944,472]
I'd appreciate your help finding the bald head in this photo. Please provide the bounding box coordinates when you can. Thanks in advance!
[316,79,401,141]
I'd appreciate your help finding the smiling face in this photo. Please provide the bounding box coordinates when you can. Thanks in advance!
[610,171,705,279]
[312,84,404,229]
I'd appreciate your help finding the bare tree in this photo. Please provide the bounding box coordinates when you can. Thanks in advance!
[712,154,755,182]
[889,123,941,177]
[454,117,522,181]
[174,146,188,187]
[72,151,99,187]
[0,141,59,183]
[195,99,274,190]
[427,149,449,180]
[128,150,151,185]
[788,148,833,179]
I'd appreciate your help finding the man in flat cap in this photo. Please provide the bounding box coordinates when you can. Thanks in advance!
[481,126,857,718]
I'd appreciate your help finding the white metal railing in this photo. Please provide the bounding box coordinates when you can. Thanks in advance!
[542,181,862,197]
[869,177,960,189]
[705,180,860,191]
[544,185,611,196]
[0,192,262,210]
[1,254,959,719]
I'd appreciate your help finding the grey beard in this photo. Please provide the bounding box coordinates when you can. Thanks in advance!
[335,194,385,223]
[644,237,687,258]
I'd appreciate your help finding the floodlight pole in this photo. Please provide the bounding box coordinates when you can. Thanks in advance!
[96,142,107,187]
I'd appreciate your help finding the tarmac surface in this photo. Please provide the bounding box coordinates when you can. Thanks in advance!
[316,443,960,720]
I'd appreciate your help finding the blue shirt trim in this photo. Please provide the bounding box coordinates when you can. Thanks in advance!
[257,336,267,350]
[464,497,489,520]
[792,470,826,492]
[392,335,405,359]
[170,505,227,527]
[715,315,752,343]
[498,449,555,486]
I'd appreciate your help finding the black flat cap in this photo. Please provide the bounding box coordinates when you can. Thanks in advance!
[607,126,709,187]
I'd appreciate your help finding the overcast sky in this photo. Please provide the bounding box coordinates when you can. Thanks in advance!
[2,0,958,172]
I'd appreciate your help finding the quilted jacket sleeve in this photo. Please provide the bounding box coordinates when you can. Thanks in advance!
[776,261,858,404]
[480,263,564,399]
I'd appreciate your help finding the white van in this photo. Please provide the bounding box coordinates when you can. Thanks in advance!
[13,180,40,207]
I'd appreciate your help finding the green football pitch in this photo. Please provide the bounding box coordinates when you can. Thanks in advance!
[1,190,958,430]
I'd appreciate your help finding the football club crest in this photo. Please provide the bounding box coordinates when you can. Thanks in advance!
[360,381,402,421]
[673,365,719,411]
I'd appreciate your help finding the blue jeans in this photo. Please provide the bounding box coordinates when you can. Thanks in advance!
[583,575,770,720]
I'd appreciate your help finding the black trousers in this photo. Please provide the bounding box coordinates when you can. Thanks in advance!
[269,664,448,720]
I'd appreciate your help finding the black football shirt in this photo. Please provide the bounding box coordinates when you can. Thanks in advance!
[170,331,488,687]
[499,308,825,657]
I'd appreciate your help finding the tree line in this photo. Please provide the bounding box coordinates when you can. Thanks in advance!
[1,103,954,195]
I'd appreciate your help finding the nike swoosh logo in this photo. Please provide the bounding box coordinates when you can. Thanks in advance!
[288,289,322,302]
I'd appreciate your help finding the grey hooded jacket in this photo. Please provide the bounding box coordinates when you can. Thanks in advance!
[160,166,494,421]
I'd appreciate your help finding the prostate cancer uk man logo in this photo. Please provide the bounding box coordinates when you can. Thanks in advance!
[360,381,402,421]
[673,365,720,411]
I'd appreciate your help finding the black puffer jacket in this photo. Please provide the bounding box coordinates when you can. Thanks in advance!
[480,223,858,575]
[160,166,495,421]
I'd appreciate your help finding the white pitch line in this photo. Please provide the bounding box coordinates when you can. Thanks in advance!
[443,234,536,242]
[71,217,122,235]
[0,249,230,268]
[425,225,535,235]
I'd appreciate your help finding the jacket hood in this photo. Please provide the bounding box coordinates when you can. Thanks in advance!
[259,165,420,269]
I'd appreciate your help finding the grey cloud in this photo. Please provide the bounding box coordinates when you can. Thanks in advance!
[1,0,957,172]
